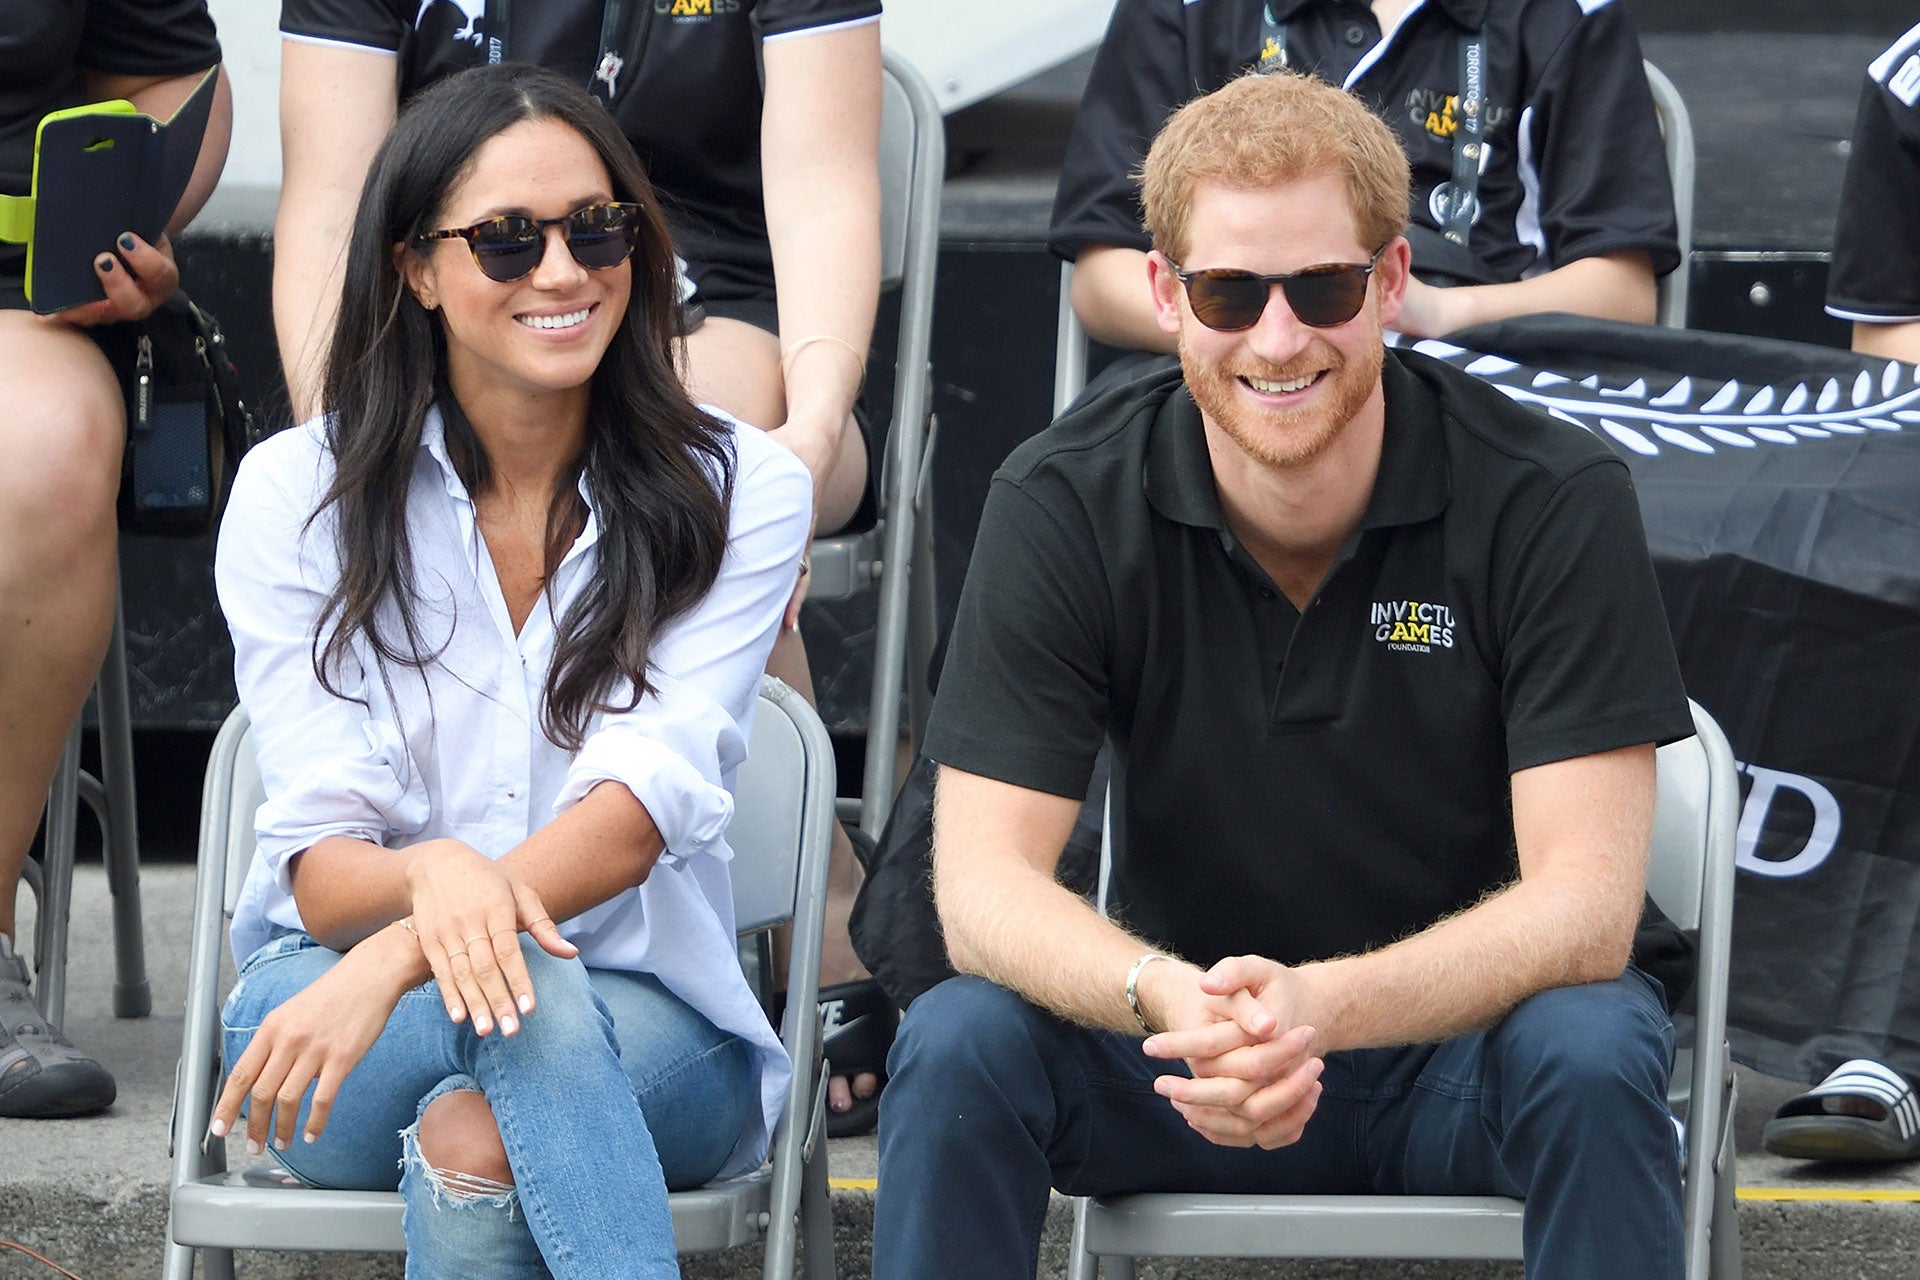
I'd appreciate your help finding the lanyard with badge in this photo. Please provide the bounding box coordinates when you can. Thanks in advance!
[1257,4,1484,246]
[486,0,654,109]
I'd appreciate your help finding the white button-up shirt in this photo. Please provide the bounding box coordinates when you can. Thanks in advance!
[214,405,812,1177]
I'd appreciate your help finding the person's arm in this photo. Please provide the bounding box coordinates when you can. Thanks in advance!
[1393,250,1657,338]
[1071,244,1178,354]
[936,763,1324,1148]
[273,39,399,422]
[1853,321,1920,363]
[1051,0,1198,354]
[758,20,881,495]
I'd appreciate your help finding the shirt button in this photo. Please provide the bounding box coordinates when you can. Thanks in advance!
[1344,23,1369,45]
[1260,587,1277,601]
[506,788,518,799]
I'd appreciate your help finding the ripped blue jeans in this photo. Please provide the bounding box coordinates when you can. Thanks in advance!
[222,931,756,1279]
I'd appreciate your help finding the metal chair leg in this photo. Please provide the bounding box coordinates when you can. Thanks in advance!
[32,723,83,1025]
[95,594,150,1017]
[27,590,150,1023]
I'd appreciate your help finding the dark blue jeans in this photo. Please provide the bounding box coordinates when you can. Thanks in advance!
[873,970,1681,1279]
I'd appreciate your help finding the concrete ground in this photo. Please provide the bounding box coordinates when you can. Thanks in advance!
[4,867,1919,1279]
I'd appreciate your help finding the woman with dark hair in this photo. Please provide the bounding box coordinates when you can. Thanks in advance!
[209,64,811,1276]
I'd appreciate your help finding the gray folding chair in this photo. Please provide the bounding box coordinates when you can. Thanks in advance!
[22,586,152,1024]
[804,51,945,837]
[164,677,839,1280]
[1645,60,1696,331]
[1051,60,1698,417]
[1068,699,1742,1280]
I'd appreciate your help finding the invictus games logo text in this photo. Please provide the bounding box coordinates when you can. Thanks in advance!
[1371,599,1456,652]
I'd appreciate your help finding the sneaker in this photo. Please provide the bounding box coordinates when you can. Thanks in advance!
[0,934,116,1118]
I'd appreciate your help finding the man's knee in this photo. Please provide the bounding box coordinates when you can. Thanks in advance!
[414,1087,514,1190]
[1497,974,1674,1110]
[890,975,1055,1093]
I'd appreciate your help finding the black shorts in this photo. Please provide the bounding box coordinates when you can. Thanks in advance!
[0,263,140,366]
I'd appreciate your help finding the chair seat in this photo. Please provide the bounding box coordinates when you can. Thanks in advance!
[1080,1193,1526,1261]
[170,1165,774,1254]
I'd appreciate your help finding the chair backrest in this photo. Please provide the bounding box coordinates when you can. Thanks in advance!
[818,51,947,837]
[1644,60,1696,331]
[1052,60,1698,415]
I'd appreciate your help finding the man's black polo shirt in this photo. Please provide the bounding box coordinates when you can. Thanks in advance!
[1827,21,1920,325]
[1048,0,1679,287]
[923,352,1692,969]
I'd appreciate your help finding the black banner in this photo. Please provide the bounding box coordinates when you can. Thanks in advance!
[1433,315,1920,1085]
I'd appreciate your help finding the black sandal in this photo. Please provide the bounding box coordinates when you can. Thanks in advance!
[819,977,895,1139]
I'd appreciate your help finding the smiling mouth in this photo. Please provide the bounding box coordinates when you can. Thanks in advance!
[516,304,595,331]
[1242,370,1324,395]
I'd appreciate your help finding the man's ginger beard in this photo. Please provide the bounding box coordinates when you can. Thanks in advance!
[1178,327,1384,471]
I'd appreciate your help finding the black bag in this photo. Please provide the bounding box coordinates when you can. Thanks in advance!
[107,291,254,534]
[849,753,1106,1011]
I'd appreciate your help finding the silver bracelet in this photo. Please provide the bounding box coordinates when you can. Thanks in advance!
[1125,952,1175,1035]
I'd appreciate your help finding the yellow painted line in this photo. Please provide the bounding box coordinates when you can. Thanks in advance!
[1739,1187,1920,1202]
[826,1179,1920,1202]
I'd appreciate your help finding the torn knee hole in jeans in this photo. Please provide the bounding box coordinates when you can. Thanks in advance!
[400,1117,521,1216]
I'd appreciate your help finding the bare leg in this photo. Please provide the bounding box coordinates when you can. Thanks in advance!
[682,316,883,1118]
[0,315,124,943]
[0,312,123,1120]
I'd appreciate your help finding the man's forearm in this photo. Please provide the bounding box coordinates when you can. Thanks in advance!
[938,854,1186,1033]
[1296,871,1640,1054]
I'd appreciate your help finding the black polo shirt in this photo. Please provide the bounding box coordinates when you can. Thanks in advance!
[1049,0,1678,288]
[924,352,1692,969]
[281,0,882,304]
[1,0,221,285]
[1827,21,1920,325]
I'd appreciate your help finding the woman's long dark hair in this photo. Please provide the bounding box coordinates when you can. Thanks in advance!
[312,63,734,751]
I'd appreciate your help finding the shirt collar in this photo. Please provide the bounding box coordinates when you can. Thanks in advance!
[1143,351,1450,535]
[1264,0,1488,35]
[420,394,603,560]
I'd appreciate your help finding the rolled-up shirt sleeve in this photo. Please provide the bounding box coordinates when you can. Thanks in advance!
[214,428,430,894]
[556,420,813,863]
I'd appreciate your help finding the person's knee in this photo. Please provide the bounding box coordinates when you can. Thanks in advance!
[1498,976,1673,1110]
[0,329,125,528]
[415,1087,514,1189]
[890,975,1051,1092]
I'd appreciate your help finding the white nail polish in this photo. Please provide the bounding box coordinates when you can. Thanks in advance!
[209,1118,228,1137]
[518,994,533,1014]
[247,1139,263,1155]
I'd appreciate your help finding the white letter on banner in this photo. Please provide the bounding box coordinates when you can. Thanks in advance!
[1735,764,1841,878]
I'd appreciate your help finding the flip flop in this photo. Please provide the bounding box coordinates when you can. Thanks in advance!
[820,977,894,1139]
[1762,1059,1920,1163]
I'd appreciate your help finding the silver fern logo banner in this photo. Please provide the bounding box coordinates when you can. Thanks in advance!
[1413,338,1920,456]
[1432,315,1920,1087]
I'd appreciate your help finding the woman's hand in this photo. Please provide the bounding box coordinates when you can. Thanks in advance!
[210,927,412,1152]
[404,839,576,1036]
[54,232,180,328]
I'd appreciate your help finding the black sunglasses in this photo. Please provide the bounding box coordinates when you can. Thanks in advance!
[415,201,643,283]
[1169,245,1388,331]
